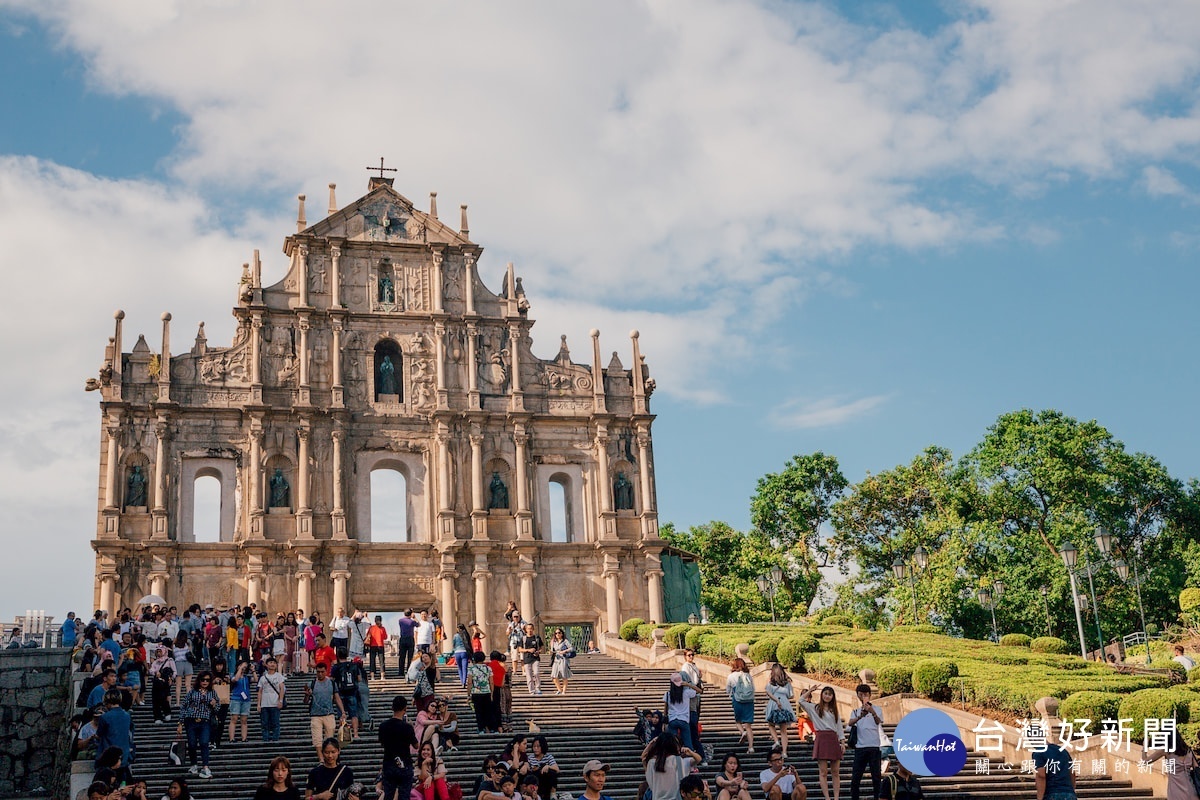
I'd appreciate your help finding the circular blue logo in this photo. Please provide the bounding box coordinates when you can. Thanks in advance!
[892,708,968,777]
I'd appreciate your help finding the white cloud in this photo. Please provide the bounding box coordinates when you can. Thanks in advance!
[1141,166,1193,200]
[769,395,890,429]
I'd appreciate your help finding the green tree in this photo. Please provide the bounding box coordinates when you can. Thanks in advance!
[750,452,848,611]
[661,521,803,622]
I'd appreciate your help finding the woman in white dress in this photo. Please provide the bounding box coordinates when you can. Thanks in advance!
[764,663,798,758]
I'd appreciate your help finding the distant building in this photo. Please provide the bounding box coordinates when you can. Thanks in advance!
[89,173,667,642]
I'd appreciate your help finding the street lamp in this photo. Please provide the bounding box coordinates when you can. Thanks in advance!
[892,546,927,623]
[978,580,1005,642]
[756,565,784,623]
[1100,526,1152,664]
[1060,541,1090,659]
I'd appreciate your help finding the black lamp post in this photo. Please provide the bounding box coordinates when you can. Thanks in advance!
[756,565,784,623]
[892,546,927,622]
[1060,541,1089,659]
[1102,526,1152,665]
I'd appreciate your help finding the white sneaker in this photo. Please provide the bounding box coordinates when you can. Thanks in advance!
[198,767,212,779]
[188,766,200,776]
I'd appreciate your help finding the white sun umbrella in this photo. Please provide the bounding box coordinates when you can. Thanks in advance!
[137,594,167,606]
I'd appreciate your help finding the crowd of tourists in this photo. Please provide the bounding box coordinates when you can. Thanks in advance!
[57,600,1107,800]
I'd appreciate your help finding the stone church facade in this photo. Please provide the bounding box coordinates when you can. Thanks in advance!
[90,175,665,640]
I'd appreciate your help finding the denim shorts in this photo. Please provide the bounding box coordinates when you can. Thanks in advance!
[228,698,252,716]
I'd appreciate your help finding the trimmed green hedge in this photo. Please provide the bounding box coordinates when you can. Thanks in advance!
[776,636,814,672]
[684,626,708,651]
[999,634,1032,648]
[749,637,782,664]
[1059,691,1123,725]
[1119,689,1191,742]
[822,614,856,628]
[913,659,959,702]
[1030,637,1072,654]
[876,664,913,695]
[664,624,691,649]
[636,623,658,643]
[1187,666,1200,684]
[893,624,939,634]
[620,618,645,641]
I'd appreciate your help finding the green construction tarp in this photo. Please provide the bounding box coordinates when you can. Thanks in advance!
[662,553,701,623]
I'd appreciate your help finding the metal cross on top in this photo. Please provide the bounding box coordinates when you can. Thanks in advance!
[367,157,398,179]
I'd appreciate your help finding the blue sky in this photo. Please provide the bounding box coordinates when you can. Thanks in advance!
[2,0,1200,622]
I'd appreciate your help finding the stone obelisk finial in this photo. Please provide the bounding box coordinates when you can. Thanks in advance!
[296,194,307,232]
[429,192,438,219]
[327,184,337,215]
[460,204,469,238]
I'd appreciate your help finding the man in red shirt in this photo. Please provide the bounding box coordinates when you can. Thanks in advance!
[313,633,337,672]
[366,616,389,680]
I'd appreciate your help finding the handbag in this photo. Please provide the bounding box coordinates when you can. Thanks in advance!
[338,721,354,746]
[846,721,859,750]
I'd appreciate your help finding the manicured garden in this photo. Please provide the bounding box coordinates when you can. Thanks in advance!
[621,618,1200,740]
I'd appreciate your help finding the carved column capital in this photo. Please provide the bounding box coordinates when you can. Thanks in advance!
[330,243,341,259]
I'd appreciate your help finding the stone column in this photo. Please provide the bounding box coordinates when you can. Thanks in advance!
[435,322,448,409]
[149,573,168,601]
[464,253,477,315]
[432,251,445,313]
[297,315,311,405]
[473,568,490,632]
[99,574,117,617]
[595,428,613,514]
[331,321,344,407]
[104,419,121,509]
[466,322,480,410]
[247,573,263,608]
[469,431,483,512]
[151,419,170,541]
[646,569,665,625]
[297,427,310,511]
[296,571,315,615]
[247,421,264,539]
[514,425,532,540]
[604,569,621,635]
[519,571,536,621]
[297,244,309,307]
[331,429,346,538]
[158,312,172,403]
[508,325,524,411]
[330,244,342,309]
[250,314,263,403]
[331,570,350,614]
[439,571,458,640]
[637,428,654,513]
[631,329,647,415]
[437,430,452,513]
[112,310,125,384]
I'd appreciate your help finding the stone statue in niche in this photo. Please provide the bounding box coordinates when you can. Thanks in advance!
[378,355,397,396]
[126,466,147,507]
[269,469,290,508]
[309,266,326,294]
[488,472,509,510]
[613,472,634,510]
[378,273,395,304]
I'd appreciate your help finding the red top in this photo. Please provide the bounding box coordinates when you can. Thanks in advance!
[488,659,505,687]
[314,645,337,671]
[366,624,389,648]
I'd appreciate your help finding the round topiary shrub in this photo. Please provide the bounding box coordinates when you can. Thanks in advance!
[664,624,691,649]
[636,623,658,643]
[912,659,959,702]
[749,637,782,665]
[1180,588,1200,613]
[684,626,708,651]
[1119,689,1191,742]
[619,617,645,642]
[1059,691,1123,726]
[1030,636,1072,654]
[697,634,723,657]
[1000,633,1032,648]
[822,614,856,628]
[776,635,818,672]
[876,664,913,695]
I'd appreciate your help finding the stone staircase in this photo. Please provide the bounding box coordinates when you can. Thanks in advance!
[112,654,1162,800]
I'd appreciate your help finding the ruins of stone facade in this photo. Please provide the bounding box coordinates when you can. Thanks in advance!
[90,175,665,640]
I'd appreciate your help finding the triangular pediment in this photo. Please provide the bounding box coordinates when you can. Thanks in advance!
[299,184,471,247]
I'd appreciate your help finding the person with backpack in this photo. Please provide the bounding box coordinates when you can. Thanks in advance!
[724,659,756,753]
[306,663,346,760]
[227,658,254,744]
[331,647,365,740]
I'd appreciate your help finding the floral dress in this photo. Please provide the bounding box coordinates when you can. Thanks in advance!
[765,681,797,724]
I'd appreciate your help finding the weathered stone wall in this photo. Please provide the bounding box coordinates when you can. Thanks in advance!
[0,648,72,797]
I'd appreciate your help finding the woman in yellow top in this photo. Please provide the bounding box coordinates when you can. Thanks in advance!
[224,617,240,676]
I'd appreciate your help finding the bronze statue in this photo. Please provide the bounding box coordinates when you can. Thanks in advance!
[378,354,397,396]
[613,472,634,510]
[379,273,395,303]
[125,466,147,507]
[269,468,290,508]
[488,471,509,510]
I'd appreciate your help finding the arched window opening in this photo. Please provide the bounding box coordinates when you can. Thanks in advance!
[548,478,569,543]
[371,469,409,542]
[374,340,403,401]
[193,475,221,543]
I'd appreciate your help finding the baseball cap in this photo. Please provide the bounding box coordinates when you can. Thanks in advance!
[581,760,610,777]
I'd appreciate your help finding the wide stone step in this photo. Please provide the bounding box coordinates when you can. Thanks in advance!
[99,655,1162,800]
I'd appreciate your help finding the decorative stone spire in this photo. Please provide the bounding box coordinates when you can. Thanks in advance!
[429,192,438,219]
[327,183,337,215]
[591,328,607,414]
[194,321,207,356]
[460,204,469,238]
[296,194,307,232]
